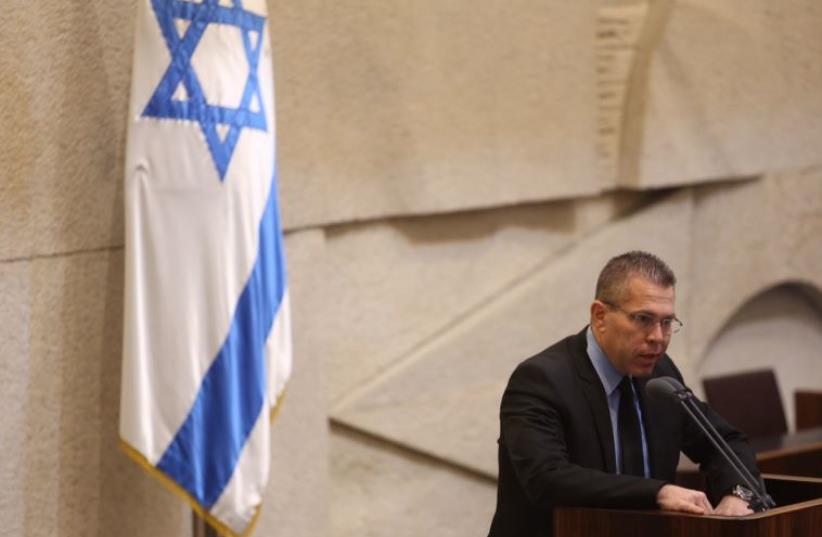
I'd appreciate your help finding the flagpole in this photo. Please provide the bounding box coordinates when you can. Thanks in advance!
[192,511,202,537]
[192,511,219,537]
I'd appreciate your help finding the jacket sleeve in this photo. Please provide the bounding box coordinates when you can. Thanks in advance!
[669,367,762,502]
[500,360,666,510]
[680,399,762,502]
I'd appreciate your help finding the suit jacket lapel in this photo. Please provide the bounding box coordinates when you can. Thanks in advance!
[571,328,617,474]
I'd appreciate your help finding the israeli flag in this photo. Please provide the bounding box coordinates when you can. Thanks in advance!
[119,1,291,535]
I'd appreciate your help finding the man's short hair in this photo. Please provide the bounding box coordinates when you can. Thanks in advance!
[595,251,677,304]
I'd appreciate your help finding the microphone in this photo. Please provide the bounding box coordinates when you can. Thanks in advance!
[645,376,684,401]
[645,376,775,512]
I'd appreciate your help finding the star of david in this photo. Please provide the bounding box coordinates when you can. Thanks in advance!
[143,0,268,181]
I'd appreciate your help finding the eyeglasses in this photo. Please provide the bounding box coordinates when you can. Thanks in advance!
[601,301,684,335]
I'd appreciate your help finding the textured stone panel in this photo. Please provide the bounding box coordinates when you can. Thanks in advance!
[688,171,822,366]
[271,0,600,229]
[697,285,822,430]
[333,191,694,475]
[0,262,31,536]
[0,251,189,537]
[317,193,648,406]
[634,1,822,187]
[596,2,649,182]
[331,426,495,537]
[0,3,133,259]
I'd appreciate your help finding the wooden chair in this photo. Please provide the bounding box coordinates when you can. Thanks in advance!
[795,390,822,430]
[702,369,788,439]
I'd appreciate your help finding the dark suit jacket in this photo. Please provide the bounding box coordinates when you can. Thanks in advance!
[487,327,760,537]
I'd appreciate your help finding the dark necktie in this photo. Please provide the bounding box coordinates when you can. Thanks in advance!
[618,376,645,477]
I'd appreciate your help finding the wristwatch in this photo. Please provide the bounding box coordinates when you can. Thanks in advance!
[730,484,754,502]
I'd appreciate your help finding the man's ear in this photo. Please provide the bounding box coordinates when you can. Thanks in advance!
[590,300,607,331]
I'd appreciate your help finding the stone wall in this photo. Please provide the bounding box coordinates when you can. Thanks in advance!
[2,1,822,537]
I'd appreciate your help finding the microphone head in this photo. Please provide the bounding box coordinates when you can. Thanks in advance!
[645,376,684,401]
[663,376,686,391]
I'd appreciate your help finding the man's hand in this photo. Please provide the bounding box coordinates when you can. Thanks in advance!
[713,495,754,516]
[656,484,714,515]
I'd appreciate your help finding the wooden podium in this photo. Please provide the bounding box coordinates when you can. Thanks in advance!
[554,475,822,536]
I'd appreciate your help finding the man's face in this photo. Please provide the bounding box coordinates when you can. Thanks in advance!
[591,275,676,377]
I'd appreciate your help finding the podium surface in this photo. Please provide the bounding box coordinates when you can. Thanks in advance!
[752,426,822,477]
[554,475,822,537]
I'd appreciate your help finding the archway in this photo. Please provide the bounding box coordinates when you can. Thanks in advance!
[697,283,822,430]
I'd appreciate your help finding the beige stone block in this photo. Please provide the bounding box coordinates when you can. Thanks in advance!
[311,193,648,407]
[0,3,133,259]
[688,171,822,366]
[333,191,694,475]
[330,426,496,537]
[635,1,822,187]
[271,0,601,228]
[0,250,189,537]
[0,262,31,536]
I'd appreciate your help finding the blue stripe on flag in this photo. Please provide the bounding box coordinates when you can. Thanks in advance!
[156,173,287,507]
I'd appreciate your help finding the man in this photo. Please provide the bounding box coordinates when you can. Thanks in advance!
[487,251,762,537]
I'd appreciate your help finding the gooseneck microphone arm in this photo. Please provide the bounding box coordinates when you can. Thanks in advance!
[646,377,775,512]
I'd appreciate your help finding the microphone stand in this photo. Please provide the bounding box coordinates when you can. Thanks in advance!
[670,386,775,512]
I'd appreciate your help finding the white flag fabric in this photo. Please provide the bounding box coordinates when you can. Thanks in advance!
[119,1,291,535]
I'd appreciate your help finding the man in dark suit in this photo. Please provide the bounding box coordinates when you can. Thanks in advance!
[487,251,761,537]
